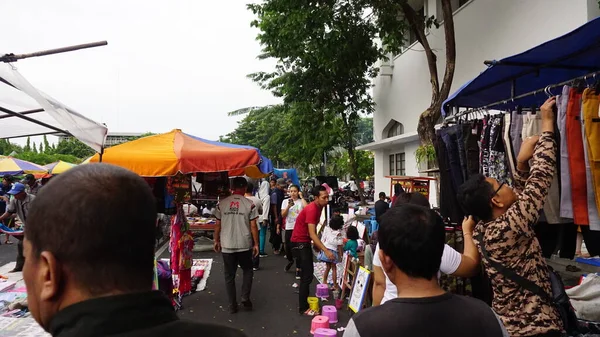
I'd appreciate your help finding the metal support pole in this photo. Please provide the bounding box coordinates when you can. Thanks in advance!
[0,41,108,63]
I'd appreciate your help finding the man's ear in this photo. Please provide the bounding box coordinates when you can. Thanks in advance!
[38,251,61,302]
[378,249,394,274]
[490,197,504,209]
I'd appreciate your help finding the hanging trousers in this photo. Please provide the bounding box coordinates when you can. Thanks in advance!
[510,111,523,162]
[558,86,573,218]
[582,88,600,231]
[441,126,465,191]
[434,133,463,224]
[566,89,589,225]
[521,112,563,224]
[465,121,481,178]
[503,113,516,183]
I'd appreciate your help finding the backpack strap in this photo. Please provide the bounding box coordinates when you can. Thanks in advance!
[477,232,554,304]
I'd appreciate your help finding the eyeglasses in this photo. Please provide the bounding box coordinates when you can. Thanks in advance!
[492,181,505,197]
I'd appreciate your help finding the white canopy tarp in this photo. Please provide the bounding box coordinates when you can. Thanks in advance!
[0,63,107,153]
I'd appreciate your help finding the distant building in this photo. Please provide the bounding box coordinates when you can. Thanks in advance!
[59,132,144,147]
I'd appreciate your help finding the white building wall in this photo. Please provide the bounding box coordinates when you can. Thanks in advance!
[370,0,598,199]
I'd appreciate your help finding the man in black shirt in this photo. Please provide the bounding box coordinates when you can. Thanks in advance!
[23,164,246,337]
[374,192,389,223]
[343,205,508,337]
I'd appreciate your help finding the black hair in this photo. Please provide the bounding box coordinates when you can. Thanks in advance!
[346,225,359,241]
[329,215,344,230]
[246,182,255,194]
[393,192,430,208]
[379,192,386,198]
[26,164,157,295]
[289,184,300,191]
[457,174,494,222]
[394,183,404,196]
[311,185,327,197]
[2,175,13,183]
[232,177,248,189]
[379,204,445,280]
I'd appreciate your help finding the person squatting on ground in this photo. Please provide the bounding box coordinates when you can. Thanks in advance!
[318,215,344,291]
[343,205,508,337]
[23,164,246,337]
[457,97,564,337]
[291,185,334,316]
[0,182,35,272]
[214,177,260,314]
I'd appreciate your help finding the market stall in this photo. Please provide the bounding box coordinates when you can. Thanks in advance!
[43,160,76,175]
[0,157,47,175]
[440,16,600,331]
[88,129,272,305]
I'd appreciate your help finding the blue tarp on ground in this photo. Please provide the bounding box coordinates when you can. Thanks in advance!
[273,168,300,186]
[443,16,600,116]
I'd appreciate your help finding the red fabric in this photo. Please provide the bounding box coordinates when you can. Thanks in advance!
[566,89,589,225]
[179,269,192,294]
[291,202,323,243]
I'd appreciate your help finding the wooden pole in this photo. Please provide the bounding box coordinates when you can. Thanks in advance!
[0,41,108,63]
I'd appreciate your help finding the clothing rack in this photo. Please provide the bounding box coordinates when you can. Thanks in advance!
[445,70,600,122]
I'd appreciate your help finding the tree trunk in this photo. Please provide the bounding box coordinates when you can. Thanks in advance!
[342,116,367,206]
[412,0,457,146]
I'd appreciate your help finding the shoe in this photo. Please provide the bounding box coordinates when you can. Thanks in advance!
[273,250,280,255]
[284,261,294,272]
[229,305,238,314]
[295,270,301,280]
[259,253,268,258]
[253,267,259,271]
[301,309,317,316]
[241,299,253,311]
[9,268,22,273]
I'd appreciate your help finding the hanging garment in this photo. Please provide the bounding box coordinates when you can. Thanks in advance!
[566,89,589,225]
[581,89,600,231]
[502,113,516,184]
[465,120,481,178]
[440,126,466,191]
[487,116,511,186]
[558,86,573,219]
[521,112,564,224]
[434,132,464,224]
[479,117,491,177]
[510,111,523,161]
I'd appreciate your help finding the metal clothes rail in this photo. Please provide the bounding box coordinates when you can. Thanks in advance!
[445,70,600,122]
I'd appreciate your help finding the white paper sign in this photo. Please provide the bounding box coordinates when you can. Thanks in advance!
[348,266,371,312]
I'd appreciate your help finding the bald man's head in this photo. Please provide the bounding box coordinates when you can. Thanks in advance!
[25,164,157,296]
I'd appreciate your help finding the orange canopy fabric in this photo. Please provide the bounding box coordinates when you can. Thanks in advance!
[89,129,268,177]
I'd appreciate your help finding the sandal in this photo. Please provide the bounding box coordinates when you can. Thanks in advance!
[566,265,581,272]
[302,309,318,316]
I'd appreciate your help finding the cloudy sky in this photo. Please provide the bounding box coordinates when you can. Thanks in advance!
[1,0,281,143]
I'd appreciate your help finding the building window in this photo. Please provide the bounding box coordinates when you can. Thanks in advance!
[386,121,404,138]
[437,0,471,20]
[389,153,406,176]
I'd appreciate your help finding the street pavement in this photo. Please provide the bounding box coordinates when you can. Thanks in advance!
[0,239,18,267]
[162,249,351,337]
[0,241,351,336]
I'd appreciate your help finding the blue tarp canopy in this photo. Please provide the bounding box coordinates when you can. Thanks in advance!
[273,168,300,186]
[443,16,600,116]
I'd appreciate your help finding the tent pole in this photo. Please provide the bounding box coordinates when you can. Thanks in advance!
[99,147,104,163]
[445,69,600,122]
[0,41,108,63]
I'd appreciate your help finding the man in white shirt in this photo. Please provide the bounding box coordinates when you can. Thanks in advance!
[372,192,479,305]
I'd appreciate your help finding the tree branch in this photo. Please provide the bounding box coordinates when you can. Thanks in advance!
[399,1,440,103]
[437,0,457,104]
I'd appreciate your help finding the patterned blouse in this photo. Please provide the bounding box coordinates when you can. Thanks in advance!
[473,131,563,337]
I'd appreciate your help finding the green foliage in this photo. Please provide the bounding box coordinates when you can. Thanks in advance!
[43,136,51,154]
[24,137,32,152]
[55,138,95,159]
[247,0,411,186]
[126,132,156,142]
[329,149,374,179]
[0,139,21,156]
[414,144,436,166]
[14,152,80,165]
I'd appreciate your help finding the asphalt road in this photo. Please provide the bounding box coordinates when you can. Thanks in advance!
[0,238,18,267]
[163,248,351,337]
